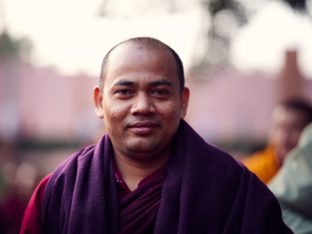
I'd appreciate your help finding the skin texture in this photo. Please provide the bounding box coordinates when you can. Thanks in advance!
[93,40,189,190]
[269,106,311,165]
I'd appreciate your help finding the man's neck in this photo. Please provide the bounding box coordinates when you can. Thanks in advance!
[114,152,169,191]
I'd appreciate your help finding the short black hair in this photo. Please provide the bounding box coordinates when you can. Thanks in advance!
[279,97,312,124]
[99,37,185,92]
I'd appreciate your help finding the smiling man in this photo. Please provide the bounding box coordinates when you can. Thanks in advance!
[21,37,292,234]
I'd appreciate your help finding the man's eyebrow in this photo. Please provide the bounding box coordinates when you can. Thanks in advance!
[112,80,135,86]
[149,80,173,87]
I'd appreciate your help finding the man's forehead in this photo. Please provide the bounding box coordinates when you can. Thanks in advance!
[100,38,183,92]
[111,78,174,87]
[106,43,178,79]
[109,41,171,60]
[272,106,309,125]
[274,106,306,117]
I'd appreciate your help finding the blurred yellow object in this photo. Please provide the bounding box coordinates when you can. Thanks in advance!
[242,145,280,184]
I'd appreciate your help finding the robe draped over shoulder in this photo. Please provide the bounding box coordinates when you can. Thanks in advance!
[42,120,292,233]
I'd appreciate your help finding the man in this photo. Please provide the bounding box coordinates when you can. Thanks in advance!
[21,37,291,233]
[269,123,312,234]
[243,98,312,184]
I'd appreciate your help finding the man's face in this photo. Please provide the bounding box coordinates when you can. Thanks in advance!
[94,43,189,161]
[269,106,309,163]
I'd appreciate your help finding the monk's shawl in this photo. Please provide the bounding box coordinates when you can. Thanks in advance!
[42,120,292,233]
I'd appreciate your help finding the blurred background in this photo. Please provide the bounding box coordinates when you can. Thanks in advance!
[1,0,312,232]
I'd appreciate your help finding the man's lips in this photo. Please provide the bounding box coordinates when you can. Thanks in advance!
[130,121,158,128]
[128,121,159,135]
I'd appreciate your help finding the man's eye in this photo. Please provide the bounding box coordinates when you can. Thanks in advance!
[118,90,130,94]
[114,89,134,97]
[151,89,170,96]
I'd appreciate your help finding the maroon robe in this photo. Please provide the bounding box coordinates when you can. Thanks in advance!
[118,166,166,234]
[41,120,292,233]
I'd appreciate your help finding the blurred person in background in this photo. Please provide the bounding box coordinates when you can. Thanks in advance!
[21,37,291,233]
[242,98,312,184]
[0,162,37,234]
[269,123,312,234]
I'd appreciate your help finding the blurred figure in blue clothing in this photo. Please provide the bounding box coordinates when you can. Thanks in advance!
[269,123,312,234]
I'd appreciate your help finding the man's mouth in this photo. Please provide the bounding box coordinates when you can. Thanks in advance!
[128,121,159,135]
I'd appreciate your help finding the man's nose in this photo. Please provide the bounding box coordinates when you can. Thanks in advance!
[131,93,155,115]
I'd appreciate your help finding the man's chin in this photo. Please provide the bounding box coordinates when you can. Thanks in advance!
[127,145,159,155]
[126,141,162,157]
[121,136,171,159]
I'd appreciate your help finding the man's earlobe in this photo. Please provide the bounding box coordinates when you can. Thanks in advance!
[95,109,104,118]
[93,86,104,119]
[180,87,190,118]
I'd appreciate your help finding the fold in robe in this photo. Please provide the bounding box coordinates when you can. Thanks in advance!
[119,168,165,234]
[42,120,292,233]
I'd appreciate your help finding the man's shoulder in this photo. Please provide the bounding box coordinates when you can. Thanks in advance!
[57,144,97,171]
[178,120,246,174]
[198,140,245,169]
[183,135,248,182]
[47,135,110,183]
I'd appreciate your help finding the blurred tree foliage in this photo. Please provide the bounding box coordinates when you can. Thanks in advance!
[284,0,307,11]
[193,0,309,74]
[97,0,309,73]
[197,0,248,72]
[0,31,32,60]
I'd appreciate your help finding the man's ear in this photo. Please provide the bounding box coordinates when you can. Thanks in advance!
[180,87,190,118]
[93,86,104,119]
